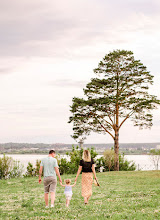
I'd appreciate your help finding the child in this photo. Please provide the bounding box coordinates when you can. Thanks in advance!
[60,179,76,207]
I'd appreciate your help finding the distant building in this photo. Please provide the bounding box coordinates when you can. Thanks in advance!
[156,145,160,150]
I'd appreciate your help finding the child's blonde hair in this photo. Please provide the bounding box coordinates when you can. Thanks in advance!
[64,179,71,185]
[82,150,91,162]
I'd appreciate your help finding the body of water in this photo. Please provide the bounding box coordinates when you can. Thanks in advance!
[0,154,159,171]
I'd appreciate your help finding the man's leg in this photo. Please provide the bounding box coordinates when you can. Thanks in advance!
[51,192,55,206]
[44,193,49,206]
[50,178,57,207]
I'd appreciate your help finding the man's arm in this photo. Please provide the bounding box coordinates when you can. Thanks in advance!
[60,182,65,187]
[54,167,62,183]
[39,166,43,184]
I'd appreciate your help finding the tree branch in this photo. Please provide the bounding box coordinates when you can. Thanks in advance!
[105,106,114,125]
[119,110,135,129]
[90,112,114,129]
[97,119,115,140]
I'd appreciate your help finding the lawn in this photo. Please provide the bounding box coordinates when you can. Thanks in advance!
[0,171,160,220]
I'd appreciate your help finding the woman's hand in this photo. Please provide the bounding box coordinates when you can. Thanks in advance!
[75,166,82,182]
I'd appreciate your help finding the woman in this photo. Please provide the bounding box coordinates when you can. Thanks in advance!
[75,150,97,204]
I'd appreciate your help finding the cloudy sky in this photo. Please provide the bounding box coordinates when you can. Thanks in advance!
[0,0,160,144]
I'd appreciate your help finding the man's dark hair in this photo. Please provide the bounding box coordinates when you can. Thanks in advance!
[49,150,55,154]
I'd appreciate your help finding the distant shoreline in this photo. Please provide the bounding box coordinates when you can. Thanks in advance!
[0,142,159,156]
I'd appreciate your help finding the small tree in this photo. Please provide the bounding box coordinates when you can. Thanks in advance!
[24,162,35,177]
[35,160,41,176]
[149,149,160,170]
[103,149,114,171]
[0,154,23,179]
[69,50,160,171]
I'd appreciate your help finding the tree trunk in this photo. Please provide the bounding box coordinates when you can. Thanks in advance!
[114,127,119,171]
[114,70,119,171]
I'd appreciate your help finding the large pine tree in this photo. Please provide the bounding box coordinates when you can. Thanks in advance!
[69,50,160,171]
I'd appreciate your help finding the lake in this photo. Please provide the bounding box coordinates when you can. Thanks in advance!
[0,154,159,171]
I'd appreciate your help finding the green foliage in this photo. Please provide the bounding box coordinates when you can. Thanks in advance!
[24,162,35,177]
[58,158,70,175]
[119,153,136,171]
[9,160,24,178]
[58,146,98,175]
[95,152,136,172]
[150,149,160,155]
[58,146,135,174]
[24,160,41,177]
[0,154,23,179]
[69,50,160,170]
[103,149,115,171]
[69,50,160,140]
[35,159,41,176]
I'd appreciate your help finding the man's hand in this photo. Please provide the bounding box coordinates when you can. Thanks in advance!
[39,178,42,184]
[60,181,63,186]
[59,178,62,183]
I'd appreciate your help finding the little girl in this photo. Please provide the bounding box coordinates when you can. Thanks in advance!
[60,179,76,207]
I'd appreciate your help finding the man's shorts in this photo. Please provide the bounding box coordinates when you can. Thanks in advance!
[65,193,72,200]
[43,176,57,193]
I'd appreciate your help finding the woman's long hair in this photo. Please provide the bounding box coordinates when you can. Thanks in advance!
[82,150,91,162]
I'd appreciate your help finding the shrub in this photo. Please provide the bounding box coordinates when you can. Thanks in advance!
[9,160,24,178]
[24,162,35,177]
[119,153,136,171]
[103,149,114,171]
[24,160,41,177]
[95,151,136,172]
[0,154,23,179]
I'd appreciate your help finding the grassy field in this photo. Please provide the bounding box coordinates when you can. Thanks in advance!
[0,171,160,220]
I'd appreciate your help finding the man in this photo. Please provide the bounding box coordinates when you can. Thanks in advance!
[39,150,62,208]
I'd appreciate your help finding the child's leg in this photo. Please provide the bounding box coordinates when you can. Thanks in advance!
[66,199,70,207]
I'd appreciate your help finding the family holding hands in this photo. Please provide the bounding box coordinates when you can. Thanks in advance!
[39,149,98,208]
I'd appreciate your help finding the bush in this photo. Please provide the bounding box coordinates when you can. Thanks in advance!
[119,154,136,171]
[0,154,23,179]
[95,151,136,172]
[24,160,41,177]
[103,149,114,171]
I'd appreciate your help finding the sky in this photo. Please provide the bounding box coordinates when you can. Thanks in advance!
[0,0,160,144]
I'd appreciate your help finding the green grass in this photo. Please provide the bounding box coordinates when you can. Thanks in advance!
[0,171,160,220]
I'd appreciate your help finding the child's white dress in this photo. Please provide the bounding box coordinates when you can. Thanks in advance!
[64,185,73,200]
